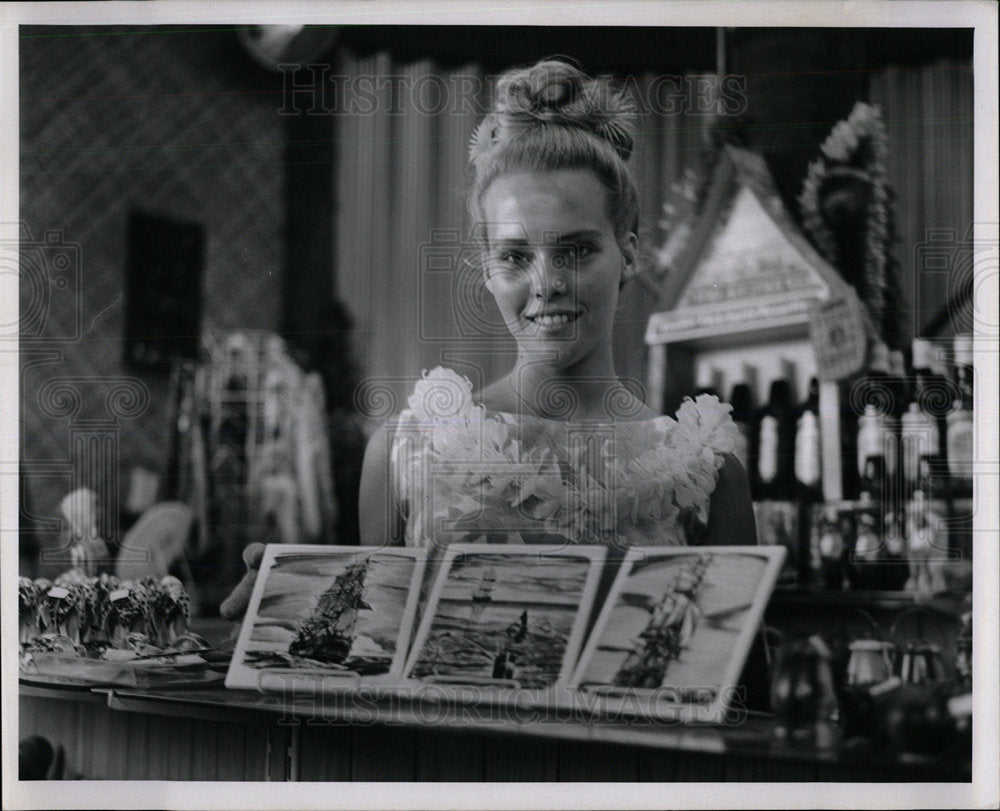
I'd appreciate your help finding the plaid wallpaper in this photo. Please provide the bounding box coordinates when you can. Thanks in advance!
[19,27,286,572]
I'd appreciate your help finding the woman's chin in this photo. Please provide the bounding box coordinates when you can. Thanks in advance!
[515,336,578,360]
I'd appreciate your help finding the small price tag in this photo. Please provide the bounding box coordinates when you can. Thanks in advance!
[110,588,131,602]
[47,586,69,600]
[809,296,867,381]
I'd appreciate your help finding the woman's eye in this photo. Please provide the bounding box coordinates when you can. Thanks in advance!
[555,244,594,268]
[498,250,529,267]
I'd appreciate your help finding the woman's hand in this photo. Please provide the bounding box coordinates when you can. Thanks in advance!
[219,543,266,621]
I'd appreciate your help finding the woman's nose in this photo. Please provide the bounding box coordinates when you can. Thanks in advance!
[531,255,568,299]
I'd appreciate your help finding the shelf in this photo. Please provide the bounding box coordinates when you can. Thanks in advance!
[769,587,969,617]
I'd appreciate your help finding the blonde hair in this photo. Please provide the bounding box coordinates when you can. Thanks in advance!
[469,58,640,245]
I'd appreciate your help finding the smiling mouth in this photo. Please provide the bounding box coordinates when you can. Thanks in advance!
[526,312,582,328]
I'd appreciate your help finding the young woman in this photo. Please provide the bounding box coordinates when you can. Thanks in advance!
[222,58,755,620]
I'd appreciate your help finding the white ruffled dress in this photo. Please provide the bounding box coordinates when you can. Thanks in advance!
[391,367,739,554]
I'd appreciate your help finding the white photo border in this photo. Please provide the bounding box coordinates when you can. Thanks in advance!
[2,2,996,809]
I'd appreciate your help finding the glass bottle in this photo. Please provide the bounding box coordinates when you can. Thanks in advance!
[794,377,823,503]
[794,379,822,586]
[905,454,951,593]
[757,379,795,500]
[948,334,974,561]
[947,334,974,499]
[814,504,846,590]
[844,340,891,500]
[857,405,887,484]
[886,349,908,486]
[729,382,758,492]
[953,333,974,410]
[911,337,951,462]
[946,404,973,497]
[850,489,883,590]
[901,401,939,493]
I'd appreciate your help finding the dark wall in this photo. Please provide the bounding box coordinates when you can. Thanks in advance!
[336,25,970,74]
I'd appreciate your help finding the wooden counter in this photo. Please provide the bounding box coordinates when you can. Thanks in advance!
[19,680,970,782]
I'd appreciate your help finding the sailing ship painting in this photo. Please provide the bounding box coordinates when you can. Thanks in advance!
[288,559,373,664]
[236,548,421,677]
[613,554,712,689]
[575,549,775,700]
[407,549,603,690]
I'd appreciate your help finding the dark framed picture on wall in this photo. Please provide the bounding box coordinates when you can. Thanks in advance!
[124,209,205,373]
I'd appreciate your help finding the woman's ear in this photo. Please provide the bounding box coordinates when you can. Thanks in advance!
[619,232,639,288]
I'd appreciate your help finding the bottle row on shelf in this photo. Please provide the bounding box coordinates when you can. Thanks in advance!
[703,334,975,593]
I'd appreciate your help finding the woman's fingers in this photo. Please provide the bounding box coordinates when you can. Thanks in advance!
[243,542,266,569]
[219,544,266,621]
[219,571,257,621]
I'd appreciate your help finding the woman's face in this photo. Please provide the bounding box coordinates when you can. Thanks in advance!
[480,170,637,370]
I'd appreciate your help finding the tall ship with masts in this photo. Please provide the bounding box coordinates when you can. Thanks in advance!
[289,559,373,663]
[467,567,497,623]
[614,554,712,688]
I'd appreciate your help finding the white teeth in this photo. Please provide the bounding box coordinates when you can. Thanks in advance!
[532,313,577,327]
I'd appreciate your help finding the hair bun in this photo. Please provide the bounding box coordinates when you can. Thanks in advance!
[496,60,583,114]
[471,59,637,162]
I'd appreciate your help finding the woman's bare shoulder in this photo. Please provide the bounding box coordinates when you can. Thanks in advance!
[359,421,404,545]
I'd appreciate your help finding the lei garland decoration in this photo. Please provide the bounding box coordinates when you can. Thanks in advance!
[799,102,893,341]
[394,367,738,547]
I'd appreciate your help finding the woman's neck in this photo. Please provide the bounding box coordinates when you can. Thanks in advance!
[505,351,652,421]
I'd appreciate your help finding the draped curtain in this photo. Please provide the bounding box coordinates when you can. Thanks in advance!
[333,51,973,423]
[869,58,974,338]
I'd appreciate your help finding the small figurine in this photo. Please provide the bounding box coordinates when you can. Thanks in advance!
[38,582,87,647]
[91,573,121,640]
[880,509,909,590]
[855,510,880,561]
[150,575,191,648]
[55,570,99,645]
[102,580,152,648]
[816,506,845,590]
[905,494,933,593]
[31,579,51,632]
[58,488,108,576]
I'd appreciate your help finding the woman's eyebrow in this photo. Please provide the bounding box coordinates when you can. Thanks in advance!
[494,229,603,246]
[558,228,601,242]
[544,229,602,243]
